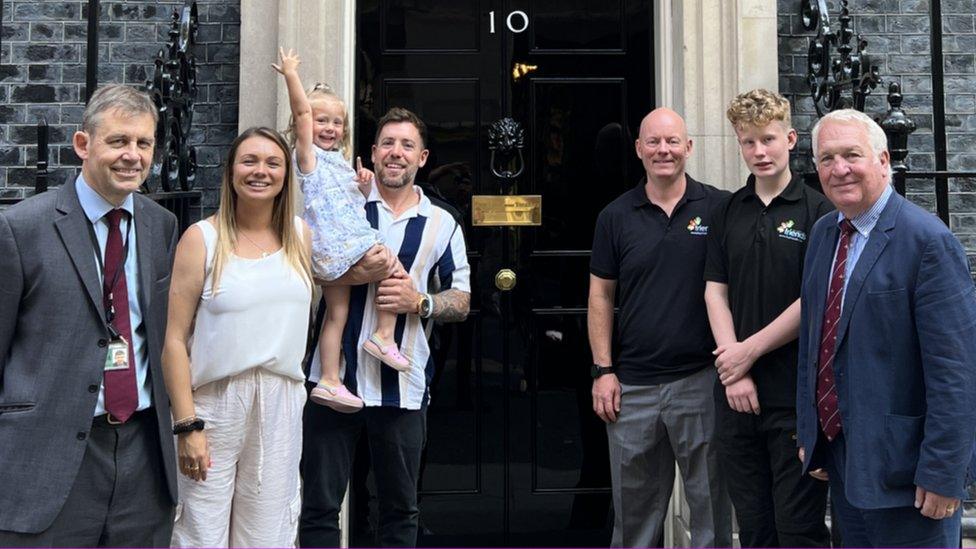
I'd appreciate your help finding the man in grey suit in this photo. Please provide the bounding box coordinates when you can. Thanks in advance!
[0,85,179,546]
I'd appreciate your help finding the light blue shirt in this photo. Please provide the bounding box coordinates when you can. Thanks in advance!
[75,175,152,416]
[834,184,893,304]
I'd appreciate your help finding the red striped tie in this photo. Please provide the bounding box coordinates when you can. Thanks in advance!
[816,219,856,441]
[103,209,137,422]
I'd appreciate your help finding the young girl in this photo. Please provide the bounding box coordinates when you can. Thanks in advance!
[273,48,409,413]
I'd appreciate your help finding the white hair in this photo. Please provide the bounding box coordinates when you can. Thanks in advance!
[810,108,889,160]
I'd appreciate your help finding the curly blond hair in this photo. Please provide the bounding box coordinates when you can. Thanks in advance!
[726,89,792,131]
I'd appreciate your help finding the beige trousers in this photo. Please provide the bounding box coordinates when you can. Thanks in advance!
[171,368,306,548]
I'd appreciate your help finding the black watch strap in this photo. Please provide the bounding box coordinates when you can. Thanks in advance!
[591,364,616,379]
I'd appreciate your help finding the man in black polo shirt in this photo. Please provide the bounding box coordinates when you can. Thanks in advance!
[703,89,832,547]
[589,107,732,547]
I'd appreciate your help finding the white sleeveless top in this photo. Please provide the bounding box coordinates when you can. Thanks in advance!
[188,218,312,388]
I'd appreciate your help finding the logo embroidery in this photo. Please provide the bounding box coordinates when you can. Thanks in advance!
[777,219,807,242]
[687,216,709,236]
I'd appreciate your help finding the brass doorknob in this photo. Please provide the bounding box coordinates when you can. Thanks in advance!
[495,269,517,291]
[512,62,538,82]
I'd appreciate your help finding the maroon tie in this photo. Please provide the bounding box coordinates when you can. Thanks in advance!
[816,219,856,441]
[103,209,137,422]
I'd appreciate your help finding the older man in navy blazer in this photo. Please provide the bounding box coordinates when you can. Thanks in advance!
[797,109,976,547]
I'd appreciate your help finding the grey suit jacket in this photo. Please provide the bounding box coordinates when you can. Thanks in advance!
[0,182,179,534]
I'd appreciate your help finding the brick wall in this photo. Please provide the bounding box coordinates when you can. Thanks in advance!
[0,0,240,210]
[778,0,976,268]
[5,1,973,236]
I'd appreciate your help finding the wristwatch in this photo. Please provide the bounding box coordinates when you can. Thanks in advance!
[590,364,616,379]
[417,293,434,319]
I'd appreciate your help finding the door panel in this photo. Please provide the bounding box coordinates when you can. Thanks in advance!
[380,1,482,52]
[529,1,626,50]
[420,315,481,494]
[506,2,649,541]
[356,1,652,545]
[525,79,635,250]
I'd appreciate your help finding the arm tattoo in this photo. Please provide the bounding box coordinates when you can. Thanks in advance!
[431,289,470,323]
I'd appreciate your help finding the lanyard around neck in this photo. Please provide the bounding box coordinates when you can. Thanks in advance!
[85,211,133,336]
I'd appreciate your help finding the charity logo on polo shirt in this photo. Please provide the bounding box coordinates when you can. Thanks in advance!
[687,216,709,236]
[776,219,807,242]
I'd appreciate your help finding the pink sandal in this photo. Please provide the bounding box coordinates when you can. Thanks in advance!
[310,382,364,413]
[362,334,411,372]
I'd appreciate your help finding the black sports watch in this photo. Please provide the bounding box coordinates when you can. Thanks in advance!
[590,364,616,379]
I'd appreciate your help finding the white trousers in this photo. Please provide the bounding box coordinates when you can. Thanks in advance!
[171,368,306,548]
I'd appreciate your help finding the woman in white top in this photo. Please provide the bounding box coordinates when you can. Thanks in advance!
[162,127,313,547]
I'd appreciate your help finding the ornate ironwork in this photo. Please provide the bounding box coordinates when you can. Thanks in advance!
[487,117,525,180]
[879,82,916,185]
[144,1,199,192]
[802,0,881,116]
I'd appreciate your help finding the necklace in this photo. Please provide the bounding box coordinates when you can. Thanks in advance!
[238,230,271,258]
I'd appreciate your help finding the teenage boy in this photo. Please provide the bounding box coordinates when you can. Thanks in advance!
[703,89,832,547]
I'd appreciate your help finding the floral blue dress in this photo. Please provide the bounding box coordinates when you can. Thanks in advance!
[297,147,380,281]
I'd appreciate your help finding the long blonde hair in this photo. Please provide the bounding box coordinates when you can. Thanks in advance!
[211,127,311,291]
[284,82,352,160]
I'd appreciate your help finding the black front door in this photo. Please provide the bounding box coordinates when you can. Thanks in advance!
[356,2,652,545]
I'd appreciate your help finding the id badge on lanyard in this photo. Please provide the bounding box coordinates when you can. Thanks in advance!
[104,337,130,371]
[87,215,133,372]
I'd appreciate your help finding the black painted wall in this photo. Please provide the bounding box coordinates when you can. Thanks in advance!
[777,0,976,264]
[0,0,240,210]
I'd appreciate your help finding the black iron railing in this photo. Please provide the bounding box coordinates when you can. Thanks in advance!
[150,190,202,232]
[2,1,203,232]
[801,0,976,231]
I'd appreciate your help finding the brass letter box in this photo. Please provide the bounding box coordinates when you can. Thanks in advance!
[471,195,542,226]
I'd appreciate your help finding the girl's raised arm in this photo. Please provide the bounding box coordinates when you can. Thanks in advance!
[272,47,315,174]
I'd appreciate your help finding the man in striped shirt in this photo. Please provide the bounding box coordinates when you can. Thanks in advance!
[300,107,471,548]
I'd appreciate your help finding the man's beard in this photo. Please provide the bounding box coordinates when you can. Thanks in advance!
[379,172,412,189]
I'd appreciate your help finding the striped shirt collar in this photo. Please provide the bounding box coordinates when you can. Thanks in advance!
[836,184,892,237]
[367,184,432,219]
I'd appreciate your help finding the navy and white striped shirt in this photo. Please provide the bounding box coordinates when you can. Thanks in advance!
[308,186,470,409]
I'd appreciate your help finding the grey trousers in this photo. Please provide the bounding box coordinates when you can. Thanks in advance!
[0,410,174,547]
[608,367,732,548]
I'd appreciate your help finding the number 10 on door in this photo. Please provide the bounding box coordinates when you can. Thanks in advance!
[489,10,529,33]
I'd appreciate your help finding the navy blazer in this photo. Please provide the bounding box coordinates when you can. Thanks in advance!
[797,191,976,509]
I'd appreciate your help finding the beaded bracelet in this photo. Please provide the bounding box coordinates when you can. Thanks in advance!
[173,415,197,427]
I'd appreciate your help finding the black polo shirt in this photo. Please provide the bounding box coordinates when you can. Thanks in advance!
[590,176,730,386]
[704,175,833,408]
